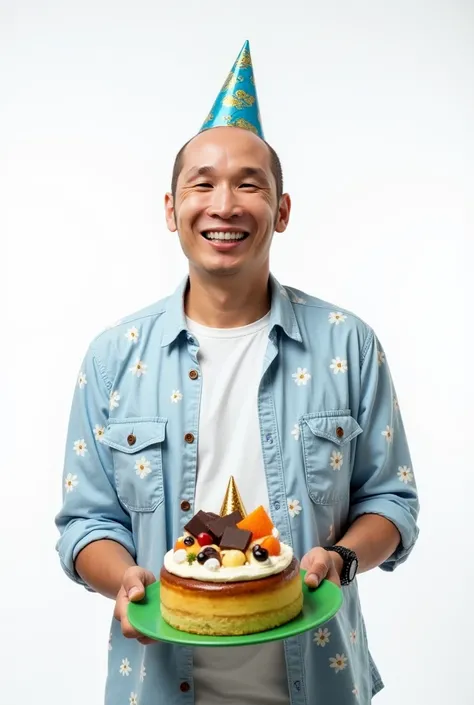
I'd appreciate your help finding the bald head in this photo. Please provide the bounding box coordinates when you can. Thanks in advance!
[171,127,283,204]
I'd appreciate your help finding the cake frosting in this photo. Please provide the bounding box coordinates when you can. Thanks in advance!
[164,540,293,582]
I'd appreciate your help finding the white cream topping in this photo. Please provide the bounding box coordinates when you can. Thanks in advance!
[164,542,294,583]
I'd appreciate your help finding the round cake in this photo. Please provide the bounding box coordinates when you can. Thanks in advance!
[160,504,303,636]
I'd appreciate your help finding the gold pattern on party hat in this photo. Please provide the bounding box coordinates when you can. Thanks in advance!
[219,476,248,518]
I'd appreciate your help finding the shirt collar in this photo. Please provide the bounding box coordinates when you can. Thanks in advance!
[161,273,302,347]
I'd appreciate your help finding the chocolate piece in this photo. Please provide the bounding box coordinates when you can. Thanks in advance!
[220,526,252,552]
[207,510,243,542]
[206,511,220,520]
[184,510,217,540]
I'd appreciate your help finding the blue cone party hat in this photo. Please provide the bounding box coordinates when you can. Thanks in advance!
[200,40,264,139]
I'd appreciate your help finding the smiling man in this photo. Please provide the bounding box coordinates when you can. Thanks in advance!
[55,42,420,705]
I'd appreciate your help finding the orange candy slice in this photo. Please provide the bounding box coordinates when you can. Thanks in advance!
[237,505,274,540]
[260,535,281,556]
[174,537,187,551]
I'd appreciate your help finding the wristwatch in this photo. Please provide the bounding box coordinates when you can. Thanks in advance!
[324,545,358,586]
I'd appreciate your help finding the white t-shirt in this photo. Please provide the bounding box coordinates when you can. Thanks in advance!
[187,312,290,705]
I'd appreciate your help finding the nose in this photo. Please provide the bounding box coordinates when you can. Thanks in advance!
[206,184,243,220]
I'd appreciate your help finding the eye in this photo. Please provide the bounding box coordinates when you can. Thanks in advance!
[195,182,213,189]
[239,183,258,189]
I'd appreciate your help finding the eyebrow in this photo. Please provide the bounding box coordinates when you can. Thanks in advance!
[184,165,270,184]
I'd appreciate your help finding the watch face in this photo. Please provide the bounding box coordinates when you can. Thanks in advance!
[348,559,357,581]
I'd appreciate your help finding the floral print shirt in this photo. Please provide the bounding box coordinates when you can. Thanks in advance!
[55,274,420,705]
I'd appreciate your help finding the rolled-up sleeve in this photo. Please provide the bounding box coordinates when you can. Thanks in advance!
[55,343,135,589]
[349,328,420,571]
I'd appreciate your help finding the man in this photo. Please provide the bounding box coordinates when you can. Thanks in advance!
[55,41,420,704]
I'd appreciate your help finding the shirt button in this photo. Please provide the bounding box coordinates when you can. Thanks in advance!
[180,681,190,692]
[184,432,195,444]
[336,426,344,439]
[274,501,280,511]
[188,369,199,380]
[180,500,191,512]
[127,434,136,446]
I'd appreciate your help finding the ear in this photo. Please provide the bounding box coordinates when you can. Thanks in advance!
[164,192,177,232]
[275,193,291,233]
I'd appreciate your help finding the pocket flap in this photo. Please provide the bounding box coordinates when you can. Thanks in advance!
[301,411,362,446]
[102,417,167,453]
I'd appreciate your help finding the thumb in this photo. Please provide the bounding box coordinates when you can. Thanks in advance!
[301,550,329,589]
[123,567,156,602]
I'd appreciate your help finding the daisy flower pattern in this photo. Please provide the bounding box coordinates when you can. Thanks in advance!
[292,367,311,386]
[291,423,300,441]
[313,628,331,647]
[398,465,414,484]
[349,629,357,644]
[125,327,139,343]
[329,653,348,673]
[328,312,347,325]
[393,396,400,411]
[377,349,386,366]
[135,457,151,479]
[130,694,138,705]
[65,473,78,493]
[170,390,183,403]
[327,524,335,542]
[382,425,393,443]
[109,390,120,410]
[77,371,87,389]
[129,359,148,377]
[73,439,87,456]
[94,424,105,442]
[330,450,343,471]
[330,357,348,375]
[120,658,132,676]
[140,663,146,682]
[287,498,302,517]
[352,685,359,697]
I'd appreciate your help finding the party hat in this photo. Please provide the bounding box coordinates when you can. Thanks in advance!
[200,40,264,139]
[219,476,248,517]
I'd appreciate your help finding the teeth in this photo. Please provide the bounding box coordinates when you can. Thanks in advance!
[203,231,247,241]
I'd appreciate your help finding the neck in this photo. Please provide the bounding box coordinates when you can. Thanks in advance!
[185,267,271,328]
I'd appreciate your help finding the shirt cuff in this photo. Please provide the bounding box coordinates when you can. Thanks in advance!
[348,498,419,572]
[56,521,136,590]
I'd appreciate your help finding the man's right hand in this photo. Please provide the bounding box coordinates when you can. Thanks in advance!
[114,566,157,645]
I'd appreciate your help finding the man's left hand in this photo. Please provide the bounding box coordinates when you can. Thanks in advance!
[300,547,342,588]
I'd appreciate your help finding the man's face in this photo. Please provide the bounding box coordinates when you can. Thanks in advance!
[165,127,290,279]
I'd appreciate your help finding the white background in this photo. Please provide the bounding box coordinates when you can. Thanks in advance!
[2,1,473,703]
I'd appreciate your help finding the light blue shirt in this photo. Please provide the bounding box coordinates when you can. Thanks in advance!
[55,274,420,704]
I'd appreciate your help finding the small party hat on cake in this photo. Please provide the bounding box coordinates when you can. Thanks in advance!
[200,40,264,139]
[219,476,248,518]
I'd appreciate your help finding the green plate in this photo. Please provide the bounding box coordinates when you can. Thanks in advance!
[127,570,343,646]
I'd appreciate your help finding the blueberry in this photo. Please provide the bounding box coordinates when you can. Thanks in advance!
[197,547,220,565]
[197,551,207,565]
[184,536,195,547]
[252,545,269,562]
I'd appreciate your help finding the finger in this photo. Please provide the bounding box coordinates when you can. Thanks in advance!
[304,559,329,589]
[137,635,156,646]
[122,571,145,601]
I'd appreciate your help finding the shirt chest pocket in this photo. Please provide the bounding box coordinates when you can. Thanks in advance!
[102,417,167,512]
[300,410,363,505]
